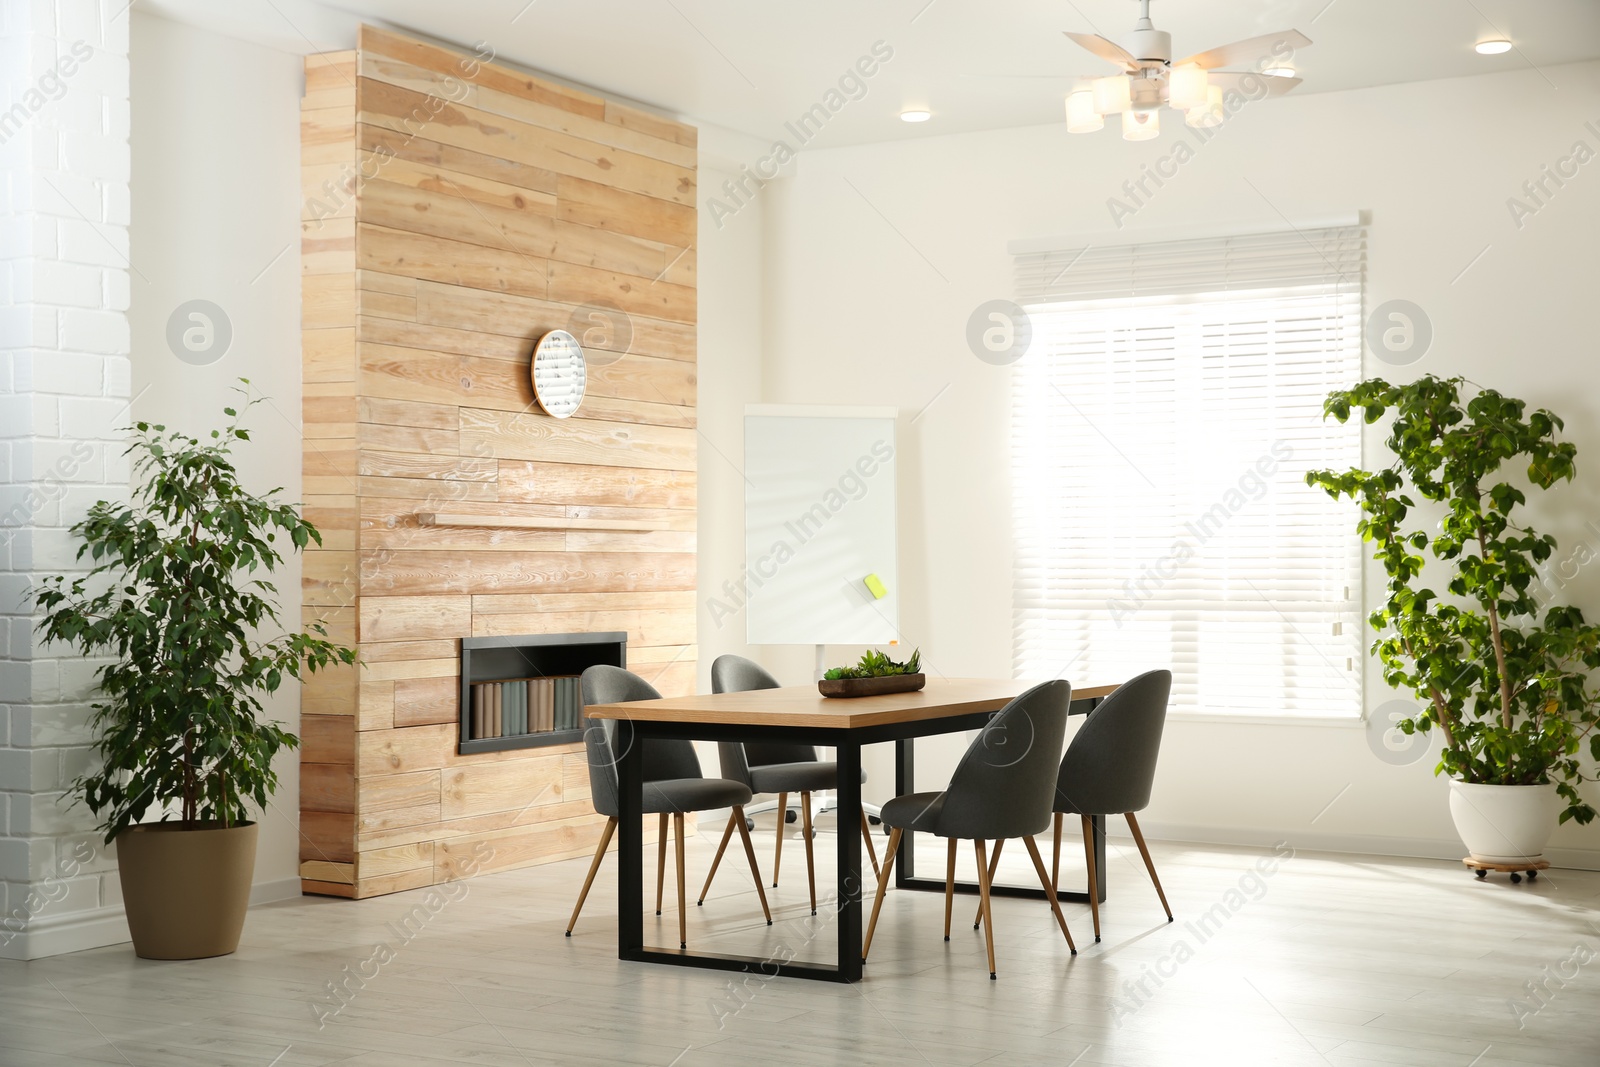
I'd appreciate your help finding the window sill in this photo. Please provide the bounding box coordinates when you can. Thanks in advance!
[1164,713,1363,728]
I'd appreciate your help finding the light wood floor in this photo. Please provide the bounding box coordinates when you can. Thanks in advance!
[2,817,1599,1066]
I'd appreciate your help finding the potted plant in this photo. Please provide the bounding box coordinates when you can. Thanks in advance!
[1307,375,1600,867]
[819,648,923,697]
[35,389,355,958]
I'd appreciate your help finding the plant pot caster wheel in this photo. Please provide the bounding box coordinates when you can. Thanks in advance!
[1463,857,1548,883]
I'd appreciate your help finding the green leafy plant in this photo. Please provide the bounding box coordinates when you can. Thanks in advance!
[35,387,356,842]
[1307,375,1600,823]
[823,647,922,680]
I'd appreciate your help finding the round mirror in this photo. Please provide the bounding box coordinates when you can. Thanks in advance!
[531,329,587,419]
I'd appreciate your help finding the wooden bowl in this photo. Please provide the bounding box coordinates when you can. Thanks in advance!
[817,673,926,699]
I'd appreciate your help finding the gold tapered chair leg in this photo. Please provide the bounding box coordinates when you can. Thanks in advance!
[1052,811,1063,892]
[800,790,818,915]
[732,805,772,925]
[943,837,958,941]
[565,816,618,936]
[697,812,738,905]
[673,812,687,948]
[1081,815,1101,941]
[973,839,1005,928]
[1126,812,1173,922]
[1023,834,1076,954]
[862,826,903,961]
[975,839,997,979]
[655,812,668,915]
[860,808,881,879]
[772,792,787,887]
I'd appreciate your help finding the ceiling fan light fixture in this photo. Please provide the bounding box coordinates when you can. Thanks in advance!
[1093,75,1133,115]
[1061,4,1310,139]
[1475,39,1513,55]
[1185,84,1225,128]
[1066,91,1104,133]
[1168,64,1209,110]
[1122,108,1160,141]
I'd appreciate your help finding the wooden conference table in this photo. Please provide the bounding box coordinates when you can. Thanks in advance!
[584,676,1118,983]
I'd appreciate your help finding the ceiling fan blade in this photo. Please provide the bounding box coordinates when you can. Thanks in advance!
[1175,29,1311,71]
[1208,71,1303,96]
[1063,31,1138,71]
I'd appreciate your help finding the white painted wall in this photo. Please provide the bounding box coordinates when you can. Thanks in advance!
[127,11,306,900]
[694,155,766,696]
[747,60,1600,866]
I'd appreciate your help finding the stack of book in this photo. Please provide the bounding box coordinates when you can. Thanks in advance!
[467,676,585,740]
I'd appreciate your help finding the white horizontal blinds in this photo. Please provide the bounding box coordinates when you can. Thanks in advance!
[1014,225,1367,304]
[1012,226,1365,718]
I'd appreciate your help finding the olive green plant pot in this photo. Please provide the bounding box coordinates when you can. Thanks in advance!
[116,821,258,960]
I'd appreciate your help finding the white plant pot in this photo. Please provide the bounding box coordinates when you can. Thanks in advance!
[1448,780,1561,864]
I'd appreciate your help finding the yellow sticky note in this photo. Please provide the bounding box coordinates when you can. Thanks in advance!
[863,573,888,599]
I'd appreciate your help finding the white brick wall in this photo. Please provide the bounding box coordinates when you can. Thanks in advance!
[0,0,130,960]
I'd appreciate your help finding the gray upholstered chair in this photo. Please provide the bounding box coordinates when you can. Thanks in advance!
[566,665,771,947]
[862,679,1076,979]
[698,655,879,916]
[1051,668,1174,942]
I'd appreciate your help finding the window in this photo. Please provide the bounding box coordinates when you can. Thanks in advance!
[1011,225,1365,718]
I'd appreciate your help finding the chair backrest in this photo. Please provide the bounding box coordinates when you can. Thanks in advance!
[580,665,703,818]
[710,654,817,787]
[933,679,1072,841]
[1054,669,1172,816]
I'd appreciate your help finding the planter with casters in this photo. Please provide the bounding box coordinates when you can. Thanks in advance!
[1309,378,1600,876]
[1448,780,1561,866]
[116,821,259,960]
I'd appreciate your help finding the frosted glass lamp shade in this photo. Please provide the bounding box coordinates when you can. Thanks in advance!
[1122,108,1159,141]
[1185,84,1225,128]
[1066,91,1104,133]
[1168,65,1208,111]
[1093,75,1132,115]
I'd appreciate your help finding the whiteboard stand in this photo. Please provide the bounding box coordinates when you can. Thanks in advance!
[740,405,901,836]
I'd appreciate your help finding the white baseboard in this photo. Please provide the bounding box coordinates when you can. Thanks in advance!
[249,877,304,906]
[0,876,313,961]
[0,904,130,962]
[1117,819,1600,871]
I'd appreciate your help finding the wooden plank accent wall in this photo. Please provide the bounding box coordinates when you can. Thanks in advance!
[299,26,696,899]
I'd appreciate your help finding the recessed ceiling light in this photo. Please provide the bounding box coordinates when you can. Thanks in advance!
[1475,39,1513,55]
[899,109,932,123]
[1262,66,1296,78]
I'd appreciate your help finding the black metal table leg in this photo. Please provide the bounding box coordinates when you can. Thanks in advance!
[1091,813,1107,903]
[894,734,915,884]
[616,721,644,960]
[834,741,863,982]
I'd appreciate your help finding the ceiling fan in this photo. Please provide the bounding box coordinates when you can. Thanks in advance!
[1063,0,1311,140]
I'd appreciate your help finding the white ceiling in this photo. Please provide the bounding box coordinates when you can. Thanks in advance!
[141,0,1600,148]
